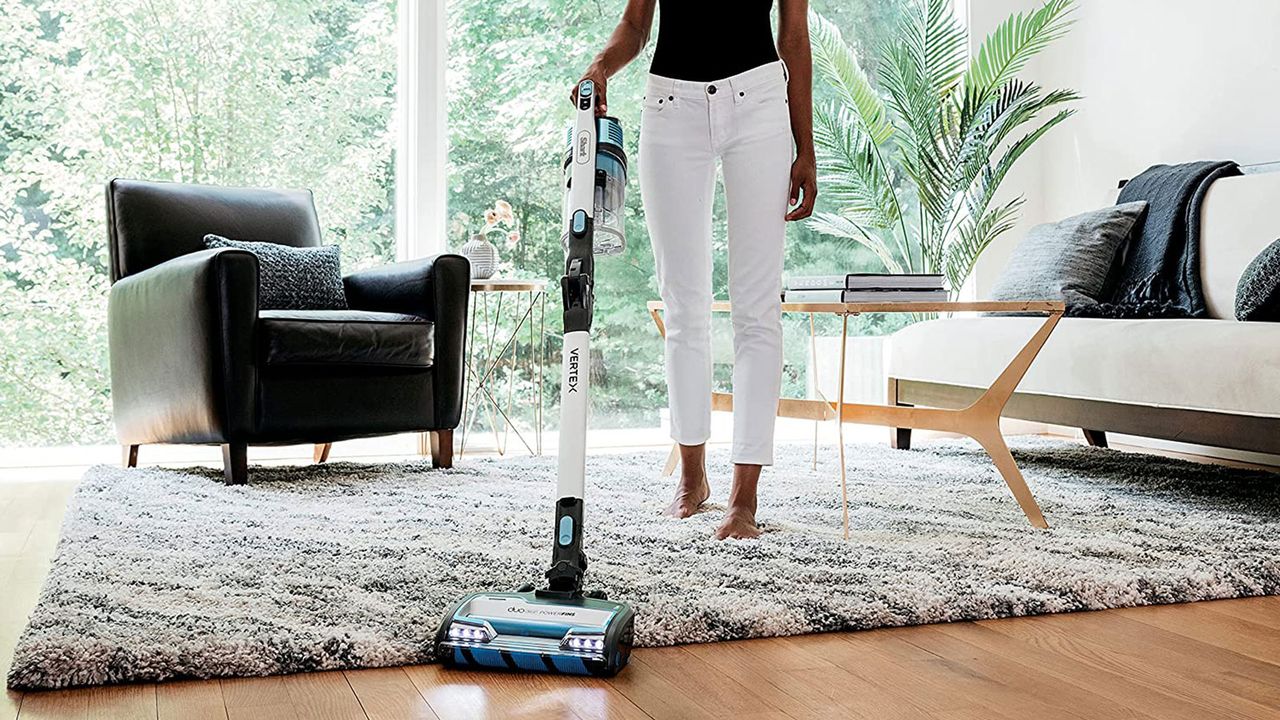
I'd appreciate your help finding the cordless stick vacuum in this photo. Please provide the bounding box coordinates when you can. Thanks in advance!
[433,79,634,677]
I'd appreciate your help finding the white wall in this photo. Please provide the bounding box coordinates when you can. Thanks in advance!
[971,0,1280,294]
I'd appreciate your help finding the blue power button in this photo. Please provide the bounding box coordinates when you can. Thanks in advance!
[558,516,574,545]
[571,209,588,237]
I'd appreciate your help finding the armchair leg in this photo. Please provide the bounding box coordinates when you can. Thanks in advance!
[314,443,332,463]
[430,429,454,469]
[221,443,248,485]
[1082,429,1108,448]
[122,444,139,468]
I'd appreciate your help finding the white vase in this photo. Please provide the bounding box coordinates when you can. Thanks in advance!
[461,234,498,279]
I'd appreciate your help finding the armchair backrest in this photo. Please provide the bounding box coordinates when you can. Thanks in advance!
[106,178,323,282]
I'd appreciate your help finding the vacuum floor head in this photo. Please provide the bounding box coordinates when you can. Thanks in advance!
[435,591,635,677]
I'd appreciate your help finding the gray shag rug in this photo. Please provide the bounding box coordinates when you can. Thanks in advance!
[8,438,1280,689]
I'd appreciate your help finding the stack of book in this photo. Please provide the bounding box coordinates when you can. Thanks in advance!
[783,273,949,303]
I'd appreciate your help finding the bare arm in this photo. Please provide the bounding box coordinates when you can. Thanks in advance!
[575,0,657,116]
[778,0,817,220]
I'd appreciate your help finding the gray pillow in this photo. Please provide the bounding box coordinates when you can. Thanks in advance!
[988,202,1148,314]
[203,235,348,311]
[1235,238,1280,321]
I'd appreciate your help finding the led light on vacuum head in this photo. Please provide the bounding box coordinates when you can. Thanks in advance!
[446,621,494,643]
[561,631,607,653]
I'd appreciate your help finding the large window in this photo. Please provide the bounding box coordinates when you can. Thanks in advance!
[0,0,399,446]
[446,0,913,433]
[0,0,920,448]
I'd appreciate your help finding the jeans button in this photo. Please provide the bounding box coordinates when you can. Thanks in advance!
[707,84,717,95]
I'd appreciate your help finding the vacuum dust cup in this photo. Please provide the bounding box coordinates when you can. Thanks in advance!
[562,117,628,256]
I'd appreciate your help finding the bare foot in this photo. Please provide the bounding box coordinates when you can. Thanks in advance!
[664,473,710,518]
[714,507,761,540]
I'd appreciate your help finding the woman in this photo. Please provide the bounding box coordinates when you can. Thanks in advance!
[576,0,816,539]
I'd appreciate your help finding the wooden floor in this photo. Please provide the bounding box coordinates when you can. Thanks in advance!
[3,441,1280,719]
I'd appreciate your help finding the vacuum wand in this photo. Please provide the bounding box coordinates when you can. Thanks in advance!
[544,78,601,598]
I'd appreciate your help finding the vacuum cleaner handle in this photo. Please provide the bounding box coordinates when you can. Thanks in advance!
[563,78,599,318]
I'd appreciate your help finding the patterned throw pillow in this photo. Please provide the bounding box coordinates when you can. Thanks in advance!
[988,202,1149,315]
[1235,238,1280,321]
[203,235,348,311]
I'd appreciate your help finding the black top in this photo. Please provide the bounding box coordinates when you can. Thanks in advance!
[649,0,779,82]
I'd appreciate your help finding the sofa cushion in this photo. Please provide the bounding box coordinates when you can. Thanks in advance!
[888,316,1280,419]
[988,202,1147,315]
[258,310,433,368]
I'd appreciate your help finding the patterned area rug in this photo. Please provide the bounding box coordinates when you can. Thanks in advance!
[8,438,1280,689]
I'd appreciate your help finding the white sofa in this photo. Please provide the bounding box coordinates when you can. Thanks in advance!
[887,171,1280,455]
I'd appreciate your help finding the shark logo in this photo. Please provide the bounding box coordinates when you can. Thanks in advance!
[576,130,591,164]
[566,348,580,393]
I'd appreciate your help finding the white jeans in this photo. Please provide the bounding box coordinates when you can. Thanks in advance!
[639,61,793,466]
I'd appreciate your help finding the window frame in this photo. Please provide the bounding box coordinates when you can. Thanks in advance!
[396,0,449,261]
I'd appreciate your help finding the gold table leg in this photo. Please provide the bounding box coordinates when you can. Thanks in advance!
[652,305,680,477]
[662,445,680,477]
[810,313,819,471]
[836,314,850,540]
[457,291,481,457]
[964,311,1062,528]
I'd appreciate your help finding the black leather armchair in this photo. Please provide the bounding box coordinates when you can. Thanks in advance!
[106,179,469,484]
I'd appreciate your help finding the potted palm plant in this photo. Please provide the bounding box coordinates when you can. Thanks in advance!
[808,0,1079,293]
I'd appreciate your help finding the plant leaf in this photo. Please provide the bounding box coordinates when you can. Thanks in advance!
[878,0,967,262]
[945,197,1024,291]
[808,9,894,145]
[807,212,906,274]
[813,103,900,230]
[965,0,1075,105]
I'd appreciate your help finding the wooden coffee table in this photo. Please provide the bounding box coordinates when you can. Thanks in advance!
[647,300,1065,537]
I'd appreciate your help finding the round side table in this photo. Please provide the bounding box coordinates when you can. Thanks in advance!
[459,279,547,456]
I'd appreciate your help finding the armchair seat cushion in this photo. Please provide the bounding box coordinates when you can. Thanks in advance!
[258,310,434,369]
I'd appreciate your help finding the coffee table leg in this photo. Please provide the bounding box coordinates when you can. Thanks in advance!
[965,311,1061,529]
[837,314,850,540]
[662,444,680,477]
[971,425,1049,529]
[810,312,819,470]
